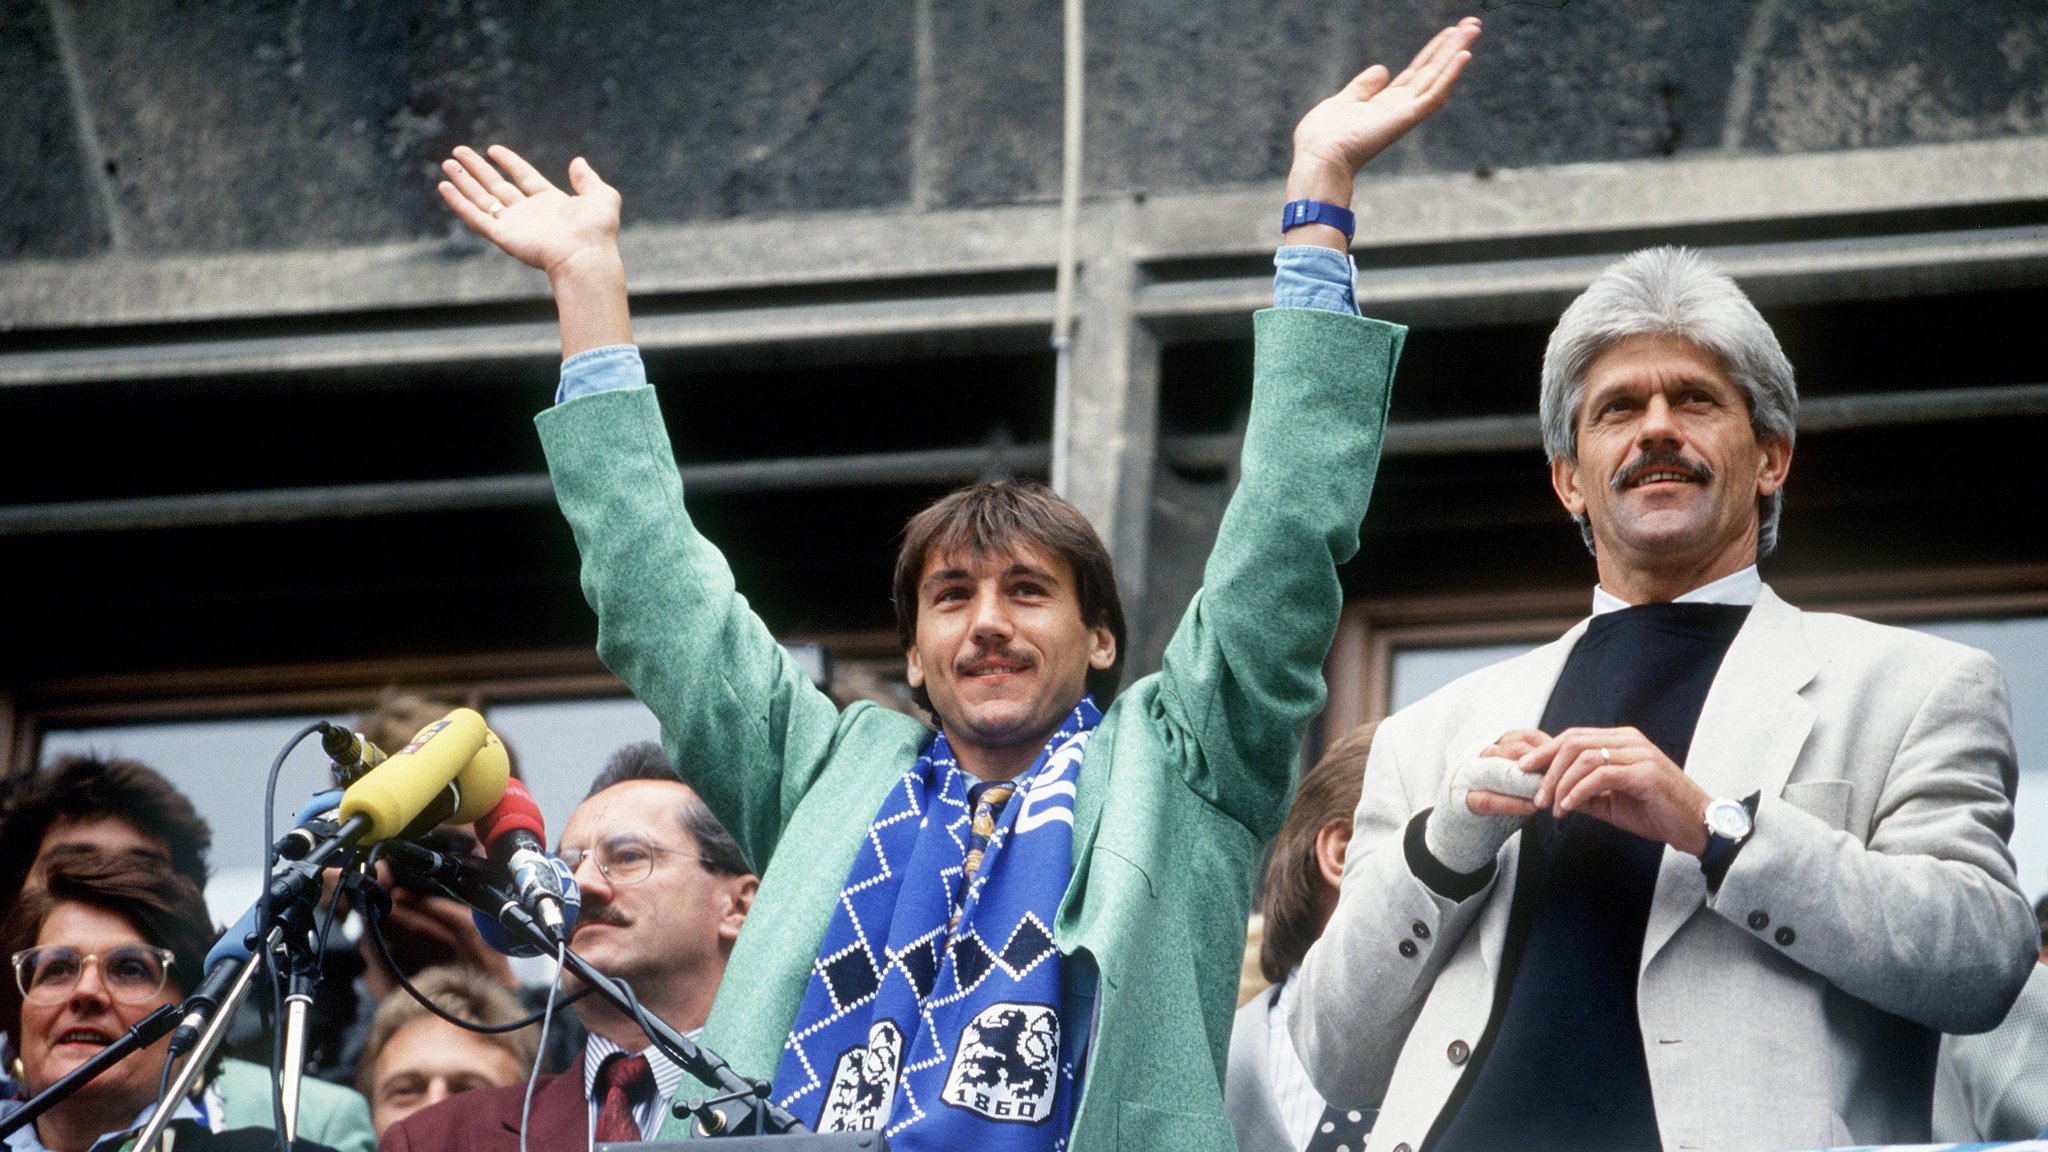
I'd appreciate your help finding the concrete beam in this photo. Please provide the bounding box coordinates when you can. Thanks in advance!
[1140,223,2048,338]
[5,135,2043,333]
[0,289,1058,388]
[13,220,2042,392]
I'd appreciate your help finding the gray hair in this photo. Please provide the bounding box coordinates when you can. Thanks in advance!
[586,741,753,876]
[1539,247,1798,557]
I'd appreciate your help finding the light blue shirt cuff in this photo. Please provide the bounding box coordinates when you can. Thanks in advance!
[556,344,649,405]
[1273,244,1360,315]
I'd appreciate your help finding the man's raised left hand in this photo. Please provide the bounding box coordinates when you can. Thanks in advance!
[1285,16,1481,222]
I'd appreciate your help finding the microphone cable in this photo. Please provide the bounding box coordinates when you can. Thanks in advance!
[519,937,567,1152]
[356,869,588,1034]
[152,1045,178,1137]
[260,723,327,1152]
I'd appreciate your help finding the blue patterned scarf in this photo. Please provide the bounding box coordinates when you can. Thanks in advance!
[774,697,1100,1151]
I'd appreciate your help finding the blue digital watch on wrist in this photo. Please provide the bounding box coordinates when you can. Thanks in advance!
[1280,198,1356,242]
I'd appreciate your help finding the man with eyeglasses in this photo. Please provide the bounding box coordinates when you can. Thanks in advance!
[383,742,756,1152]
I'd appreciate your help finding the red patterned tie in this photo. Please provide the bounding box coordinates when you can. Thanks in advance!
[595,1052,654,1143]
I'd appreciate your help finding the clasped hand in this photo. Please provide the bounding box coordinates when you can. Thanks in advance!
[1427,726,1713,874]
[1459,727,1712,857]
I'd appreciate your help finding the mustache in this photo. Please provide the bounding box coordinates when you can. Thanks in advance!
[1612,450,1713,492]
[957,646,1036,674]
[577,900,629,928]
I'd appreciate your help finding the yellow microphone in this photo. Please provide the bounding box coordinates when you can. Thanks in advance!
[338,708,510,842]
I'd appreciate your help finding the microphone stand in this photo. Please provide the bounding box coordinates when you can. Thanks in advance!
[130,950,268,1152]
[139,815,373,1152]
[276,951,319,1142]
[263,848,358,1147]
[375,841,807,1139]
[0,1005,180,1141]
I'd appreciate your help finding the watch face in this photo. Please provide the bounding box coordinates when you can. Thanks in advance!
[1706,799,1753,840]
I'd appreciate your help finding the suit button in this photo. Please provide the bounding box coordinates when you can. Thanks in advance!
[1747,910,1769,930]
[1447,1039,1470,1065]
[1775,926,1796,947]
[1412,921,1431,940]
[1398,939,1418,958]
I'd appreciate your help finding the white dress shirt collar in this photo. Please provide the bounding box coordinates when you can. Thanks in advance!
[1592,565,1761,616]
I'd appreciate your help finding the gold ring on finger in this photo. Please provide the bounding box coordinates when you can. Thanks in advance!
[485,199,504,217]
[1600,747,1612,764]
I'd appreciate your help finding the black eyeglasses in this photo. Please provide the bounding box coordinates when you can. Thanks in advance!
[559,834,721,886]
[11,944,175,1006]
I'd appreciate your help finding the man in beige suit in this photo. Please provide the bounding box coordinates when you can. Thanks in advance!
[1293,247,2037,1152]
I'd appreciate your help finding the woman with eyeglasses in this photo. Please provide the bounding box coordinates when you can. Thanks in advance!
[1,854,371,1152]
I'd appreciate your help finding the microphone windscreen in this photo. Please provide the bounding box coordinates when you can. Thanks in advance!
[476,778,546,847]
[449,728,510,824]
[205,899,262,970]
[290,788,346,829]
[470,856,581,957]
[339,709,488,842]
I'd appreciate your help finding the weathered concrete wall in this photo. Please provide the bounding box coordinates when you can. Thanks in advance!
[2,0,2043,261]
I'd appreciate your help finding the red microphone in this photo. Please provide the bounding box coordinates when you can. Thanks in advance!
[475,778,575,939]
[476,777,547,850]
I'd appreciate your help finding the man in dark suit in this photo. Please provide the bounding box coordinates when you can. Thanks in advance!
[383,744,757,1152]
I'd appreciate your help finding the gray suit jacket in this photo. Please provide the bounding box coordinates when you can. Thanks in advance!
[1227,986,1296,1152]
[1294,587,2037,1152]
[1934,960,2048,1141]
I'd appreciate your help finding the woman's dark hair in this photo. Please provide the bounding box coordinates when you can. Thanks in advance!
[0,755,211,912]
[0,852,214,1048]
[1259,722,1378,984]
[892,479,1127,712]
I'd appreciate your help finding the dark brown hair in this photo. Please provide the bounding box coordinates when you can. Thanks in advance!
[0,755,212,913]
[585,741,754,876]
[0,853,213,1048]
[891,480,1127,712]
[1258,721,1378,984]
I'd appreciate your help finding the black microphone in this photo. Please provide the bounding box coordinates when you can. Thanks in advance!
[165,931,253,1059]
[319,724,387,786]
[377,840,557,955]
[474,778,577,938]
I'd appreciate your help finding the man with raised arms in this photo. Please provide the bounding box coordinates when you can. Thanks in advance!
[433,20,1479,1152]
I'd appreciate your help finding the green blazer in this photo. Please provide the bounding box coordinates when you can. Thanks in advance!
[211,1058,375,1152]
[536,307,1402,1152]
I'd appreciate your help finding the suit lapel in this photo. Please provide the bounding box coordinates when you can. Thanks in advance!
[500,1056,589,1150]
[1641,586,1817,966]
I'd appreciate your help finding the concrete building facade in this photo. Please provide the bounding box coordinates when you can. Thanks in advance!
[4,1,2046,778]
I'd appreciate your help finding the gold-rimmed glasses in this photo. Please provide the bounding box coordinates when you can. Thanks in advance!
[558,834,720,886]
[10,944,175,1006]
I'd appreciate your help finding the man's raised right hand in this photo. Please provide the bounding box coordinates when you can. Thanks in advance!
[438,144,622,282]
[438,144,634,358]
